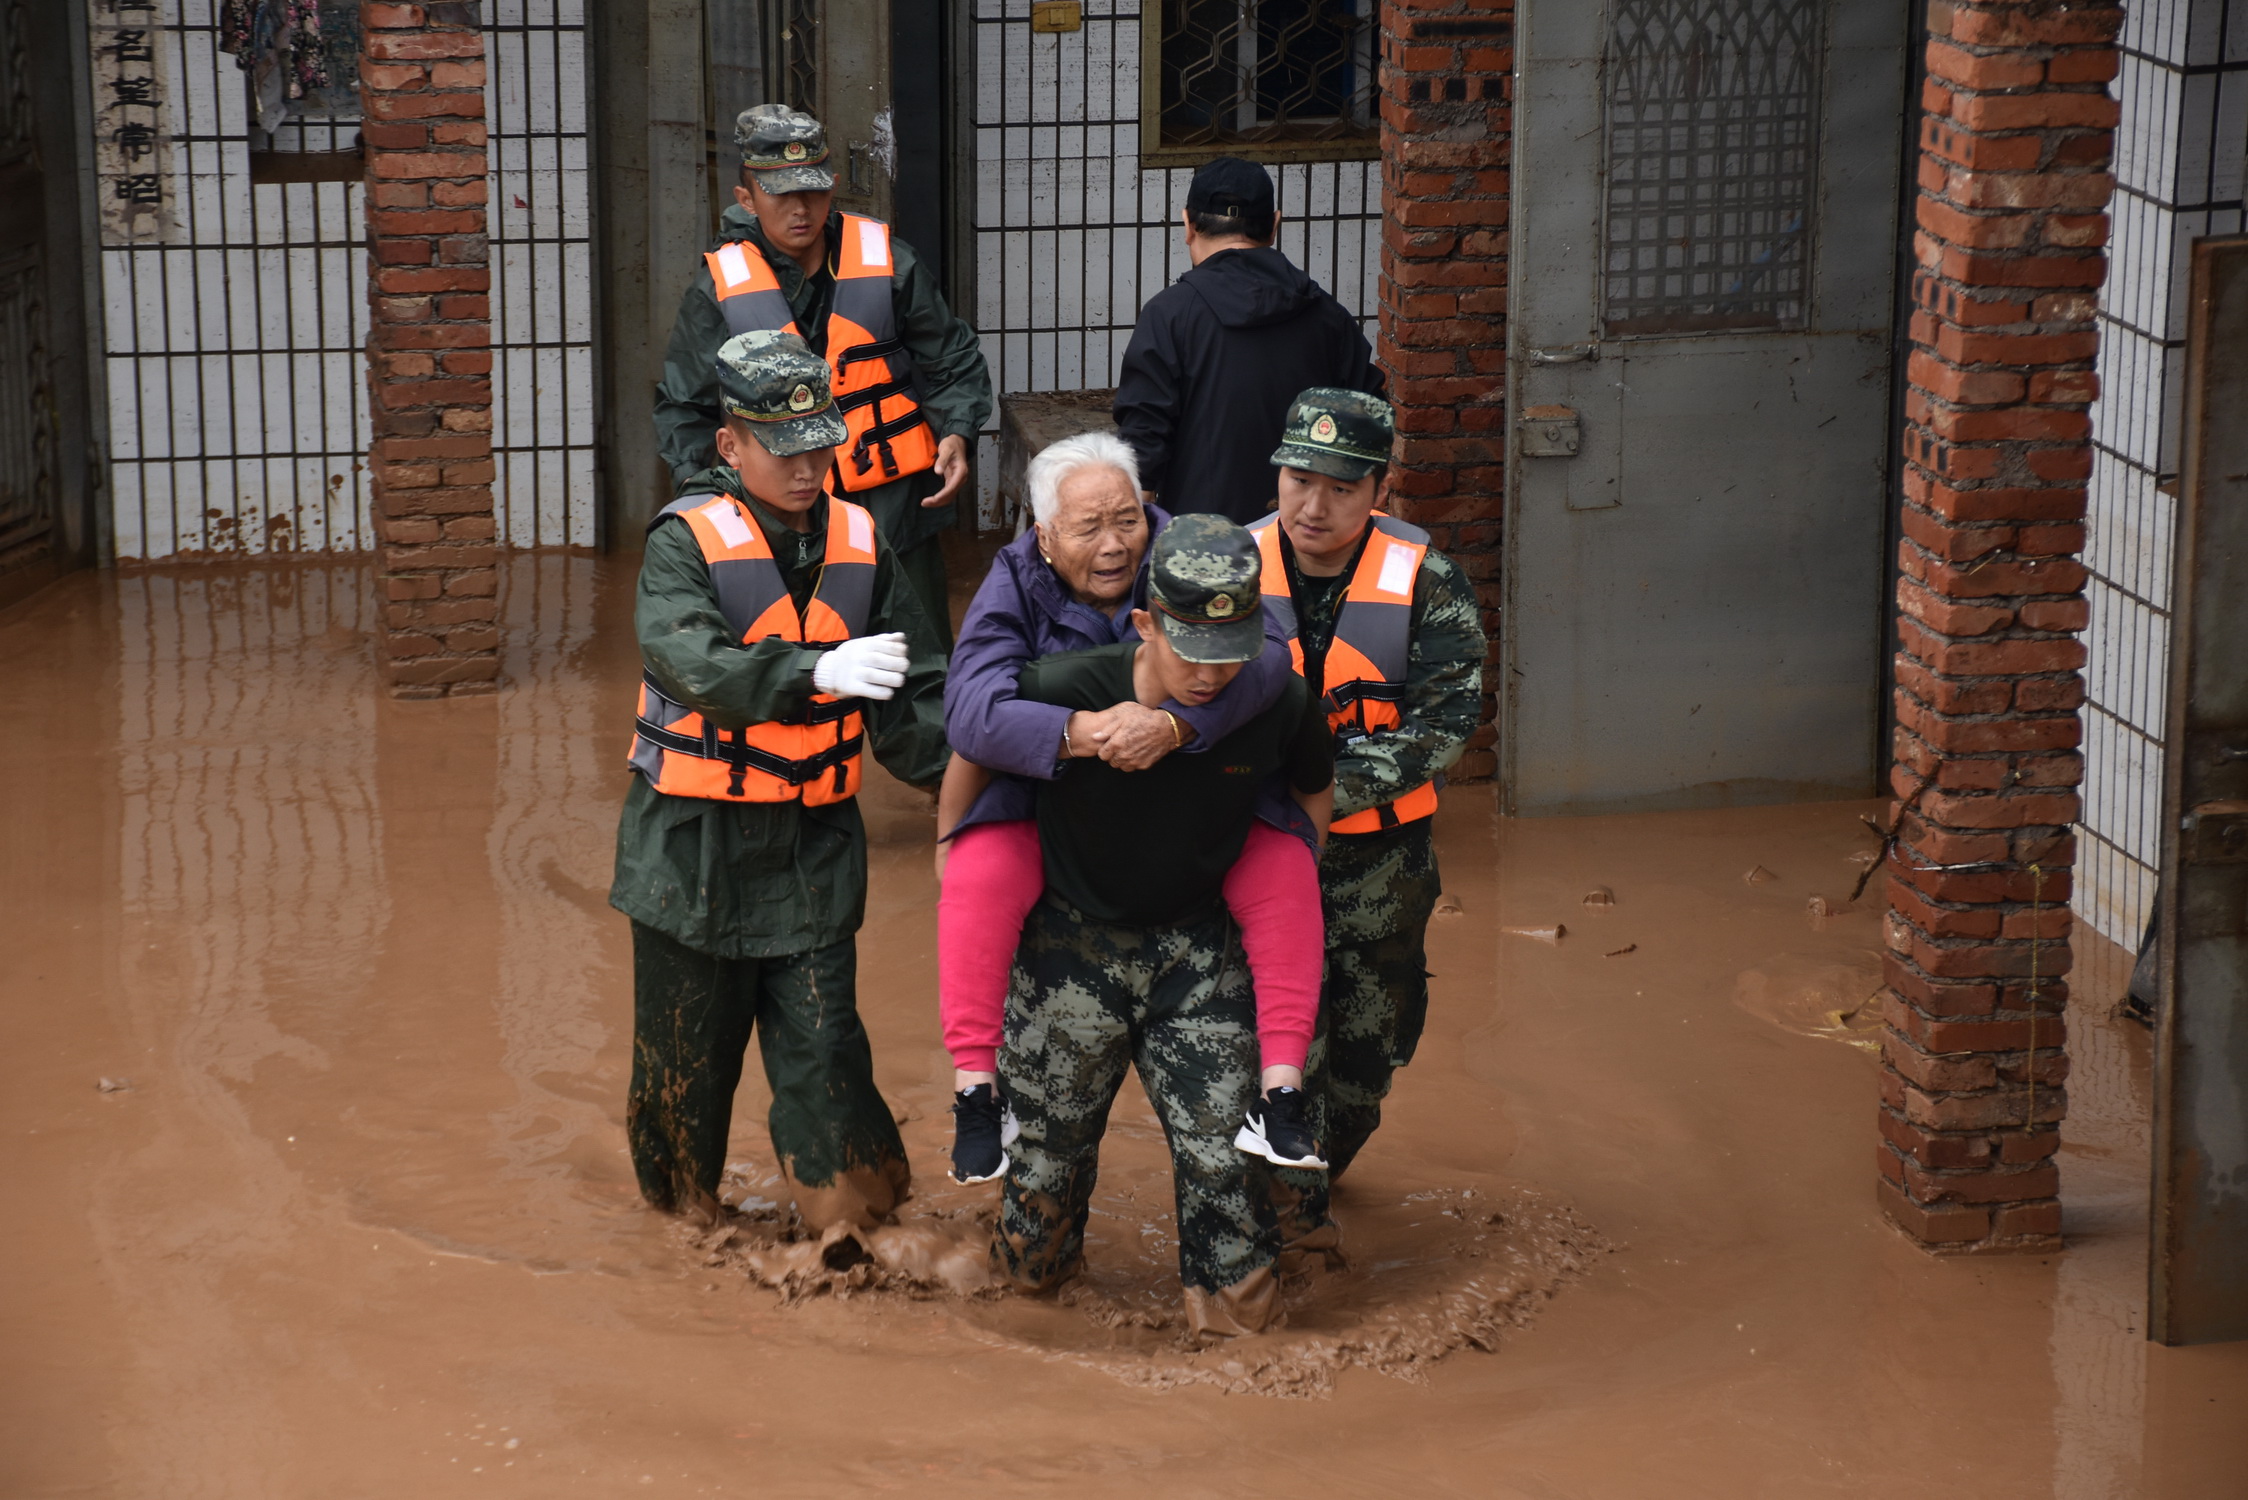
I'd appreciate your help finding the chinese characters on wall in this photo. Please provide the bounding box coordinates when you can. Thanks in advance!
[90,0,175,243]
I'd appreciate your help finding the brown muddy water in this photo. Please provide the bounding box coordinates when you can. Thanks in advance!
[3,553,2243,1498]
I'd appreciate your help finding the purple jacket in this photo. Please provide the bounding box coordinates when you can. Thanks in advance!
[945,505,1298,832]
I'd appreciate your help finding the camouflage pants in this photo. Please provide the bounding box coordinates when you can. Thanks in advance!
[995,896,1278,1311]
[627,921,909,1227]
[1274,821,1440,1242]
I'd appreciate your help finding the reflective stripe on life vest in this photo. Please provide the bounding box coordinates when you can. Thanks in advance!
[1249,510,1440,835]
[628,492,881,805]
[703,214,940,494]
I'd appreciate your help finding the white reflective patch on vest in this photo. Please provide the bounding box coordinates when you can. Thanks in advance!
[1377,541,1417,597]
[716,242,753,290]
[846,505,874,554]
[857,218,889,270]
[704,498,754,550]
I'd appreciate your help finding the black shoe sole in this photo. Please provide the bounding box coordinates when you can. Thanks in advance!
[948,1149,1010,1186]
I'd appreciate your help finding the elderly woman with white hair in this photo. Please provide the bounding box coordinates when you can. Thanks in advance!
[933,432,1329,1186]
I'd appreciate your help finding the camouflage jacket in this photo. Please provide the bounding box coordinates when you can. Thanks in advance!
[652,206,994,555]
[608,467,951,959]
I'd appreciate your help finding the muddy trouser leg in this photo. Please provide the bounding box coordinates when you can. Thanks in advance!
[1272,829,1439,1248]
[994,900,1136,1291]
[893,535,953,651]
[1131,909,1280,1337]
[1319,922,1433,1177]
[626,920,758,1219]
[752,936,913,1230]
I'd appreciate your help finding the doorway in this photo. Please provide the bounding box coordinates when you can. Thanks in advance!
[0,0,99,607]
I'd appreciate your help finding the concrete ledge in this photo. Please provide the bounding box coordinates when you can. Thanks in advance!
[994,389,1116,534]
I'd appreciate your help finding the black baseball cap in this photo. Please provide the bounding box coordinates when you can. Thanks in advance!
[1185,156,1274,220]
[1147,514,1266,665]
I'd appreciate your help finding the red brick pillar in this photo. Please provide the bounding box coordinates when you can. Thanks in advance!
[1376,0,1512,781]
[360,2,498,698]
[1877,1,2120,1251]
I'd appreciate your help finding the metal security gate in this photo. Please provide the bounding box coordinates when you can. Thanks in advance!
[484,1,596,548]
[969,0,1380,526]
[82,1,593,560]
[91,1,371,559]
[2076,0,2248,950]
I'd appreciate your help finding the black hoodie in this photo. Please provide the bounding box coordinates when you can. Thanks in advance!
[1113,246,1383,525]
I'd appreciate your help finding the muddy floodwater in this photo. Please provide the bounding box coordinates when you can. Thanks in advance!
[4,554,2244,1497]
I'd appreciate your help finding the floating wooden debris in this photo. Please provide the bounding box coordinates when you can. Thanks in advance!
[1503,924,1566,944]
[1806,894,1834,918]
[1604,944,1637,958]
[95,1077,132,1093]
[1744,865,1777,885]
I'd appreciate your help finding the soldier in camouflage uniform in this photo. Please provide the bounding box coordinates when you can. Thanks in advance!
[992,516,1336,1337]
[654,105,992,643]
[1244,390,1487,1253]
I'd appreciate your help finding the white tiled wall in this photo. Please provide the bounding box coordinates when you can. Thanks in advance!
[485,0,597,548]
[2078,0,2248,946]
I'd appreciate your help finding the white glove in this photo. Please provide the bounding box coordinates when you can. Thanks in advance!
[813,632,910,701]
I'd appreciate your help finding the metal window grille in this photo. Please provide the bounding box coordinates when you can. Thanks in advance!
[2077,0,2248,948]
[1145,0,1376,160]
[483,1,598,548]
[94,0,371,560]
[974,0,1379,526]
[1603,0,1823,336]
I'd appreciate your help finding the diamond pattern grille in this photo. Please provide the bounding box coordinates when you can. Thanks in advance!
[1159,0,1374,150]
[1603,0,1823,336]
[778,0,819,118]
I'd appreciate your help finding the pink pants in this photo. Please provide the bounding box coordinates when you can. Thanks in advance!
[939,819,1324,1075]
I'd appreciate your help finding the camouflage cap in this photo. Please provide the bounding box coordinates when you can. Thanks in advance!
[734,104,835,193]
[1270,387,1394,482]
[716,330,848,457]
[1147,513,1266,665]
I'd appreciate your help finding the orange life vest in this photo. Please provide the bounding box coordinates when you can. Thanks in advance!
[1248,511,1441,835]
[703,214,940,493]
[628,492,880,805]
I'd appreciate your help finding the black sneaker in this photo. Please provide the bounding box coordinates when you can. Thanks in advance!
[949,1083,1020,1185]
[1235,1086,1328,1169]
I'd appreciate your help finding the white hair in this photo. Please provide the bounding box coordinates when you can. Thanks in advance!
[1027,430,1142,526]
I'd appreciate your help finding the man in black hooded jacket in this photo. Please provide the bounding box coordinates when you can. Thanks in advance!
[1113,157,1384,525]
